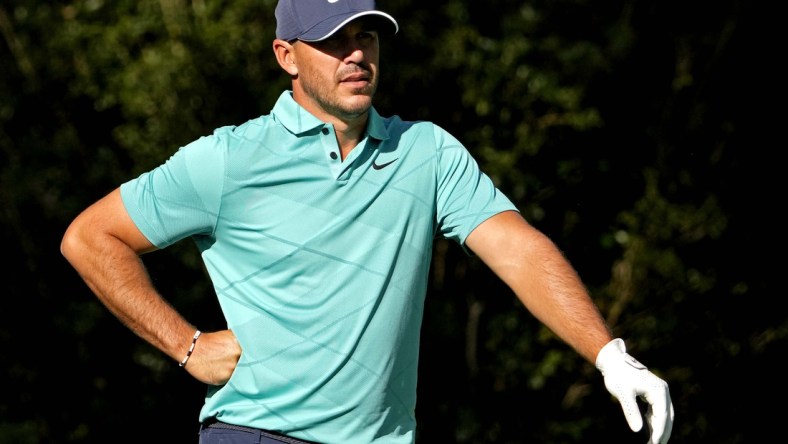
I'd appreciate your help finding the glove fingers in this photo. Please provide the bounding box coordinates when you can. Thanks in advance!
[641,376,674,444]
[617,394,643,432]
[661,403,675,444]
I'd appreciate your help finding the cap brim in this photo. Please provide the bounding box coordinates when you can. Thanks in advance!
[298,11,399,42]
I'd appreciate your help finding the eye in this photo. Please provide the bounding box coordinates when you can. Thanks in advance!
[357,31,377,42]
[312,34,344,51]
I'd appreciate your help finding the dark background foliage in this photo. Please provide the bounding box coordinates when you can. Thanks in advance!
[0,0,780,443]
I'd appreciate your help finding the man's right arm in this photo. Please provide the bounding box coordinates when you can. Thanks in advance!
[60,187,240,385]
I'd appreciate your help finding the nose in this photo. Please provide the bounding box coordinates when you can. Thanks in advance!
[344,45,365,64]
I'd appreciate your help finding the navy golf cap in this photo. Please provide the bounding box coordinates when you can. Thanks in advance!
[275,0,399,42]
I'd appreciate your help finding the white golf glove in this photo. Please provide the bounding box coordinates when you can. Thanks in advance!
[595,338,675,444]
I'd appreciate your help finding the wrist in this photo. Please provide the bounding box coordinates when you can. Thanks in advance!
[596,338,648,375]
[178,329,202,368]
[595,338,626,373]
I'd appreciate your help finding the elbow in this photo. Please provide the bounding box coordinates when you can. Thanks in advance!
[60,220,85,264]
[60,224,76,261]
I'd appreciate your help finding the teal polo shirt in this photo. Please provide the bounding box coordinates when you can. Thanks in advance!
[120,91,517,443]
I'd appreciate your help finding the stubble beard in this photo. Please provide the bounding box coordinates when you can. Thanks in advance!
[301,68,377,121]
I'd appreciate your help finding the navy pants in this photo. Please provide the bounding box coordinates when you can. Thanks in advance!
[198,420,317,444]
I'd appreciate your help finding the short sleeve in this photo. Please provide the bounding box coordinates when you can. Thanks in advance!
[119,133,227,248]
[433,125,518,245]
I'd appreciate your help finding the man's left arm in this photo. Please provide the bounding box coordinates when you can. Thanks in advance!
[465,210,611,362]
[465,210,674,444]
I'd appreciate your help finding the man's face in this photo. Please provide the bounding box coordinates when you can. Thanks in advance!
[290,18,382,121]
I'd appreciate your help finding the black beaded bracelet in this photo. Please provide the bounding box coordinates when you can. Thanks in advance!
[179,330,202,367]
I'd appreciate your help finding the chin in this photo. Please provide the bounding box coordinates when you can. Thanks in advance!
[343,95,373,113]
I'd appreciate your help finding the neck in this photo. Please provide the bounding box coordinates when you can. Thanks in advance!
[333,116,368,160]
[291,89,370,160]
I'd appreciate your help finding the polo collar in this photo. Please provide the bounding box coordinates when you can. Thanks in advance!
[271,91,390,142]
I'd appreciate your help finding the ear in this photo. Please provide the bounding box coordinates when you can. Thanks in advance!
[273,39,298,76]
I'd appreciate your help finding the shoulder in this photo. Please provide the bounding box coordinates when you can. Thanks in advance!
[377,115,460,149]
[182,115,281,157]
[215,115,278,143]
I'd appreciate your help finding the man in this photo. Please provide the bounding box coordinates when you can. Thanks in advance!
[60,0,674,443]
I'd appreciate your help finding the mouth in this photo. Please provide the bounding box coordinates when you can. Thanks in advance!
[340,70,372,88]
[341,78,369,89]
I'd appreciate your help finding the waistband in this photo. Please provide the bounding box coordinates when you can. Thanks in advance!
[201,418,318,444]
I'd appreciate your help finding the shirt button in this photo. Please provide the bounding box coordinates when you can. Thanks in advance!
[330,152,338,160]
[322,128,329,135]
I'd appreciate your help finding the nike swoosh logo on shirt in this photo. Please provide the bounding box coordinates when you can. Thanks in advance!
[372,158,398,170]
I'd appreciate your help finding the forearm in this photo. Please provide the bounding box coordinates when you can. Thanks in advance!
[69,238,195,361]
[467,211,612,363]
[503,233,612,363]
